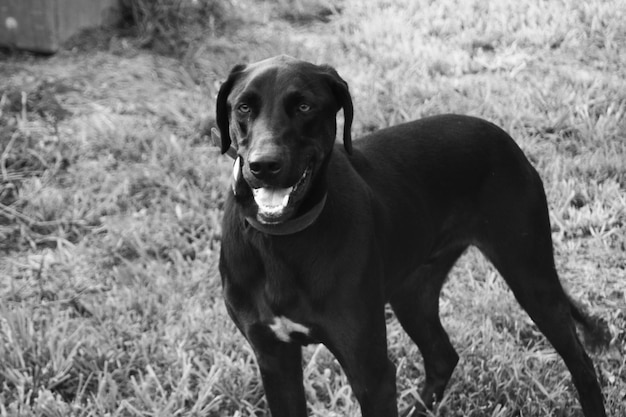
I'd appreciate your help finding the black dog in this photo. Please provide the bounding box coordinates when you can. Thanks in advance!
[215,55,607,417]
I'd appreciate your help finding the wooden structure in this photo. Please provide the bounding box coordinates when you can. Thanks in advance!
[0,0,121,53]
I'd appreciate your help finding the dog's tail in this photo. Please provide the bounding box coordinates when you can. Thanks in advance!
[568,295,611,351]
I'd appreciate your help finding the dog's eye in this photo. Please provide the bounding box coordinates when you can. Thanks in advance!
[237,103,250,114]
[298,103,311,113]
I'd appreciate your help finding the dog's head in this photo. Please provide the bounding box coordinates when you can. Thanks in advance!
[216,55,353,225]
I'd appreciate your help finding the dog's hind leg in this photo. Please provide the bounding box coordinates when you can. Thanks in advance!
[476,184,606,417]
[390,245,467,416]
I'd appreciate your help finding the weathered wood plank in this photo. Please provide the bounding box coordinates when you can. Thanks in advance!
[0,0,121,53]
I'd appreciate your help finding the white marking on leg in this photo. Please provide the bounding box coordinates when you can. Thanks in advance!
[269,316,310,343]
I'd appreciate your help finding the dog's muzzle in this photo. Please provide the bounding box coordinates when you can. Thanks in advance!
[251,164,312,223]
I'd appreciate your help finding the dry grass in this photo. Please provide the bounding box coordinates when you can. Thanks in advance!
[1,0,625,416]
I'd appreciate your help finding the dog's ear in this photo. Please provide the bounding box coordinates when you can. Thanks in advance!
[216,64,246,155]
[320,65,354,155]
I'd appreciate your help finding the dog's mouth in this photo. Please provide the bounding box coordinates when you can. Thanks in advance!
[252,164,312,224]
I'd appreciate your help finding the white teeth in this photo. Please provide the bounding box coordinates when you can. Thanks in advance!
[252,165,312,218]
[253,187,293,216]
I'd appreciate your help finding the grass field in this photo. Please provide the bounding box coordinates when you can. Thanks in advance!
[1,0,625,415]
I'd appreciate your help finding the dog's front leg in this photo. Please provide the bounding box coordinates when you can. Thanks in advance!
[323,301,398,417]
[247,324,307,417]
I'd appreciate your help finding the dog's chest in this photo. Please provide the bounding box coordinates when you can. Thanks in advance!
[227,239,320,345]
[268,316,311,343]
[245,278,315,344]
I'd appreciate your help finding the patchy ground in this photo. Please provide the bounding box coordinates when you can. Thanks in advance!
[1,0,625,416]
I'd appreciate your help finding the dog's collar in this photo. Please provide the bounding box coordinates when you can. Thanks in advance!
[244,193,327,236]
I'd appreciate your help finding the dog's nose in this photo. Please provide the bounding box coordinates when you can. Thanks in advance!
[248,155,283,180]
